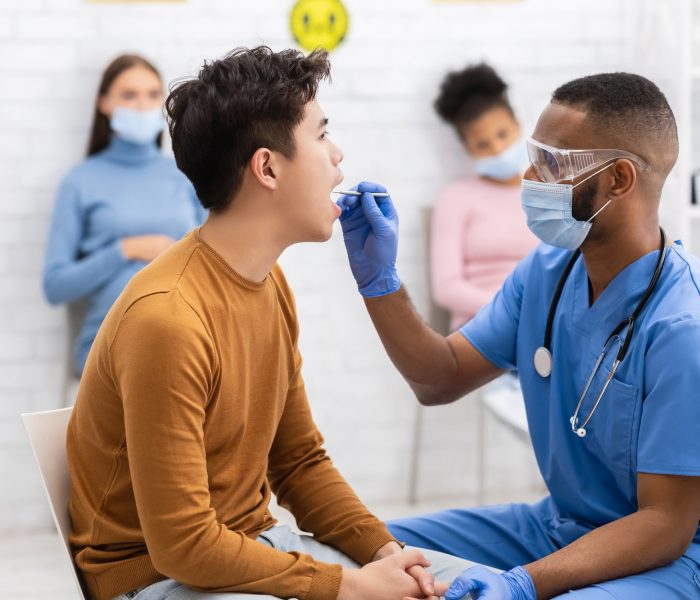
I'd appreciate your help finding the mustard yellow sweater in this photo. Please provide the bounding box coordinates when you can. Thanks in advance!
[67,230,394,600]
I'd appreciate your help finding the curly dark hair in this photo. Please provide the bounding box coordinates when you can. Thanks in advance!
[166,46,331,212]
[434,62,513,134]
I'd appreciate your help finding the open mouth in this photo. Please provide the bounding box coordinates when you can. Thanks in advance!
[334,169,344,190]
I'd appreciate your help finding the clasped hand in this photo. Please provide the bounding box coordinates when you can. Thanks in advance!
[339,546,448,600]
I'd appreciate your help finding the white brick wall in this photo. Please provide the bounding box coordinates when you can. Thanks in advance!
[0,0,683,532]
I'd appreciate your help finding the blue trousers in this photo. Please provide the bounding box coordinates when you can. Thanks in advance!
[388,499,700,599]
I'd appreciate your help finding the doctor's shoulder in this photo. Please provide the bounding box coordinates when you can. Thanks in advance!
[638,244,700,340]
[514,243,571,286]
[655,243,700,311]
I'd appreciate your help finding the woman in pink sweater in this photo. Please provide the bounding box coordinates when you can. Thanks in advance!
[431,64,538,330]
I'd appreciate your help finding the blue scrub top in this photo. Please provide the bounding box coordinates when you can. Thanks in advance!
[461,241,700,561]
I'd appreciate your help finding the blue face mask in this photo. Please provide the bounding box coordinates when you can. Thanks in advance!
[111,107,164,145]
[474,138,528,181]
[520,164,614,250]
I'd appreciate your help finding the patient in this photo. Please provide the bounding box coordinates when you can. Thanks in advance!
[66,47,473,600]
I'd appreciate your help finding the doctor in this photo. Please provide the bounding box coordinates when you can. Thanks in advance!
[337,73,700,598]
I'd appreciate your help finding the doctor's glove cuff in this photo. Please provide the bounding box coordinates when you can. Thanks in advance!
[357,267,401,298]
[503,566,537,600]
[445,565,535,600]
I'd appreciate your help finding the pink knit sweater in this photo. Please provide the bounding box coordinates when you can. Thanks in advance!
[430,177,539,330]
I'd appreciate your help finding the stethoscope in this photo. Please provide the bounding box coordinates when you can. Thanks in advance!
[533,228,668,438]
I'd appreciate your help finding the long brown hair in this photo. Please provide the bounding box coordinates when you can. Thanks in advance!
[86,54,163,156]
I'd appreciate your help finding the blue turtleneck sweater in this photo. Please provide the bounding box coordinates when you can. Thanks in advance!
[43,137,206,375]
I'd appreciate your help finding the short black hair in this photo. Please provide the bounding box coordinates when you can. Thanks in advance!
[551,72,678,155]
[434,62,513,133]
[166,46,331,212]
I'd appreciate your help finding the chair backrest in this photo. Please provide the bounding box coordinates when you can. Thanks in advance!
[421,206,451,336]
[22,407,89,600]
[63,301,86,406]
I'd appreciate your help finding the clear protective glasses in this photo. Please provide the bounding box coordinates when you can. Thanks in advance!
[526,137,649,184]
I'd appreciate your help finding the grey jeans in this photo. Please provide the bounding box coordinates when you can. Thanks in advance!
[113,524,477,600]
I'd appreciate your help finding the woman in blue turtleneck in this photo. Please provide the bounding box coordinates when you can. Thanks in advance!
[43,54,206,377]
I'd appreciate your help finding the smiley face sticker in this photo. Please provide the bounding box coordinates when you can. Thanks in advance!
[290,0,349,52]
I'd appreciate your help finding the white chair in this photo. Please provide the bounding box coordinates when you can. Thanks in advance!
[413,207,531,505]
[63,300,86,407]
[22,407,89,600]
[481,379,530,445]
[408,208,452,503]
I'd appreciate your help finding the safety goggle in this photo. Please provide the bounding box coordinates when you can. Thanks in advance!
[526,137,649,184]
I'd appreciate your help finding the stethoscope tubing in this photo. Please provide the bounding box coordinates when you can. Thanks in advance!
[536,228,668,436]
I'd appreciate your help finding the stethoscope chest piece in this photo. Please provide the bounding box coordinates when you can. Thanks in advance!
[536,227,667,438]
[569,417,587,437]
[534,346,553,378]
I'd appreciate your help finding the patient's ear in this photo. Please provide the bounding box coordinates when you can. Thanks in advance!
[250,147,278,191]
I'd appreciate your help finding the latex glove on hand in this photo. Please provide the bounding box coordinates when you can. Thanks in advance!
[337,181,400,297]
[445,565,536,600]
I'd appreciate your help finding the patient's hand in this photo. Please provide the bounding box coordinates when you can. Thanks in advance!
[121,234,175,262]
[403,579,450,600]
[372,541,441,597]
[371,540,403,561]
[339,550,435,600]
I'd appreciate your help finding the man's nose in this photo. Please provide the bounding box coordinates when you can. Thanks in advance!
[523,165,541,182]
[333,144,343,166]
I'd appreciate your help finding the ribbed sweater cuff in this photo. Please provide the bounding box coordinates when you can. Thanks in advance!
[345,526,398,566]
[306,563,343,600]
[84,554,162,600]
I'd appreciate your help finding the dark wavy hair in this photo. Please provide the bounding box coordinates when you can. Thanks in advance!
[166,46,331,213]
[434,62,514,136]
[87,54,163,156]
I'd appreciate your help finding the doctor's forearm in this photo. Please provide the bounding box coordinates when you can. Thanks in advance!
[364,286,460,397]
[525,508,693,599]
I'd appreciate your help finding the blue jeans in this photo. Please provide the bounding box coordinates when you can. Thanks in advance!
[388,501,700,599]
[113,524,478,600]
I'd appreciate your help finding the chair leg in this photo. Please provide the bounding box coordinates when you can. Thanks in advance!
[476,392,486,506]
[408,402,424,505]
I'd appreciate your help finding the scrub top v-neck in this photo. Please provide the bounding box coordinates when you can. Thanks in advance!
[461,241,700,560]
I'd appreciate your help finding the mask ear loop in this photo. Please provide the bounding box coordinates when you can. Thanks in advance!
[571,162,616,225]
[584,197,613,224]
[570,162,616,188]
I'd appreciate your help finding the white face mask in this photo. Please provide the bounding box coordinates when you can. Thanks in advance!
[111,107,164,145]
[520,164,614,250]
[473,138,528,181]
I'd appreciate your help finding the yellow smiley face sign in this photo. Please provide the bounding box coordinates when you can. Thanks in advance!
[290,0,349,52]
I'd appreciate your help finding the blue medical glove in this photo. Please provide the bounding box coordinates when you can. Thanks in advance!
[445,565,536,600]
[337,181,401,297]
